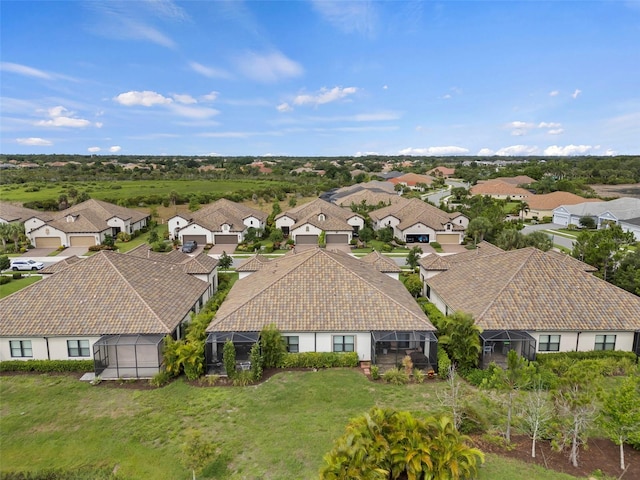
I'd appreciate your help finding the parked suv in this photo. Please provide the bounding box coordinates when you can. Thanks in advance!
[181,240,198,253]
[10,259,44,271]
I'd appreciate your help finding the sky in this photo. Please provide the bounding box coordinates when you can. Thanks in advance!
[1,1,639,158]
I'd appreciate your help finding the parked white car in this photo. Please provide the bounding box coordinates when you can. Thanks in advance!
[10,259,44,271]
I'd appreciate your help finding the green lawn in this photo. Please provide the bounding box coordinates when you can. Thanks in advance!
[0,275,41,298]
[0,370,588,480]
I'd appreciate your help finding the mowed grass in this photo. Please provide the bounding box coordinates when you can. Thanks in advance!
[0,370,585,480]
[0,179,289,204]
[0,275,41,298]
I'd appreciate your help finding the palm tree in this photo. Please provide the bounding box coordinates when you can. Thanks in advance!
[8,222,24,251]
[0,222,11,251]
[518,201,530,221]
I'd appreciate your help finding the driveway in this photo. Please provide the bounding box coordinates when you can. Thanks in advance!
[326,243,352,254]
[60,247,88,257]
[209,243,237,255]
[23,248,56,257]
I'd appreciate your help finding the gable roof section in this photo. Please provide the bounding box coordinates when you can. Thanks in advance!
[186,198,267,231]
[370,198,464,231]
[470,180,531,197]
[491,175,536,186]
[388,172,435,186]
[236,253,271,272]
[40,255,85,274]
[0,251,209,336]
[0,202,54,223]
[277,198,362,231]
[207,248,435,333]
[360,250,402,273]
[426,247,640,331]
[127,244,218,274]
[419,241,503,271]
[527,192,600,210]
[335,190,403,208]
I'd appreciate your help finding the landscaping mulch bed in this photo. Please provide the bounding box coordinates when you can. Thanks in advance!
[473,434,639,479]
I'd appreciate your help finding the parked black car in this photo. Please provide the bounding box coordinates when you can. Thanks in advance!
[181,240,197,253]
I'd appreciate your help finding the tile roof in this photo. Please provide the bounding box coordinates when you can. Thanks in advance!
[426,247,640,331]
[277,198,362,232]
[335,190,403,208]
[369,198,465,232]
[360,251,402,273]
[126,244,218,274]
[186,198,267,232]
[0,250,210,336]
[207,248,435,333]
[527,192,600,210]
[388,172,435,186]
[40,256,85,274]
[470,180,531,197]
[0,202,54,223]
[419,241,503,270]
[236,253,271,272]
[491,175,536,186]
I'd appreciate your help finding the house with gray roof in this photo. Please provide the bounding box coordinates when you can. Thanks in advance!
[26,199,150,248]
[369,198,468,246]
[275,198,364,248]
[424,247,640,366]
[552,197,640,230]
[205,248,437,372]
[0,251,211,379]
[0,201,54,235]
[168,198,267,250]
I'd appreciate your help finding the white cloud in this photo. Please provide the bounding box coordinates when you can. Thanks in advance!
[114,90,173,106]
[1,62,51,79]
[549,90,560,97]
[88,147,101,153]
[382,85,388,90]
[543,144,593,156]
[572,89,582,99]
[201,91,219,102]
[189,61,231,79]
[548,128,564,135]
[477,148,495,156]
[277,102,293,112]
[109,145,122,153]
[495,145,539,156]
[35,106,92,128]
[538,122,561,128]
[508,121,535,129]
[312,0,377,37]
[235,51,303,83]
[172,94,197,104]
[16,137,52,146]
[293,86,358,107]
[399,146,469,156]
[169,104,219,119]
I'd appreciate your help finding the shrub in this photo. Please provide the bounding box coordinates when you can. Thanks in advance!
[430,241,442,249]
[0,276,11,285]
[149,370,172,387]
[279,352,359,369]
[413,368,426,384]
[0,254,10,271]
[370,365,380,380]
[232,370,254,387]
[12,273,22,280]
[223,340,236,379]
[249,342,263,381]
[437,348,452,377]
[0,360,94,373]
[382,367,410,385]
[260,324,286,368]
[458,404,490,435]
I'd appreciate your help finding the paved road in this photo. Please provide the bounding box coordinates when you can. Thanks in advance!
[521,223,576,250]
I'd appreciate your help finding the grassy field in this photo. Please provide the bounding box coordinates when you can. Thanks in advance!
[0,370,587,480]
[0,275,41,298]
[0,179,289,204]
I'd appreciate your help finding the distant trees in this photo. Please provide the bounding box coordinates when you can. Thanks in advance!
[572,224,635,282]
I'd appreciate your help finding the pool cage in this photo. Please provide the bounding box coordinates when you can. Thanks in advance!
[371,330,438,372]
[205,331,259,375]
[480,330,536,368]
[93,334,165,379]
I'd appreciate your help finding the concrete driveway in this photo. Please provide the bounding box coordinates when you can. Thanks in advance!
[208,243,237,255]
[23,248,56,257]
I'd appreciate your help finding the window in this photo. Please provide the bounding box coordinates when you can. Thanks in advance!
[595,335,616,351]
[333,335,355,352]
[10,340,32,358]
[67,339,90,357]
[538,335,560,352]
[284,336,299,353]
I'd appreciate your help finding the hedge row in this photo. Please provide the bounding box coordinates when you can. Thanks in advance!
[535,350,637,363]
[0,360,94,373]
[278,352,359,369]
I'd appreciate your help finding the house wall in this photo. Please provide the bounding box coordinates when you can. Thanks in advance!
[281,331,371,361]
[531,331,636,353]
[374,215,399,231]
[402,223,437,242]
[347,216,365,229]
[24,217,47,234]
[450,215,469,229]
[168,215,191,240]
[27,225,66,246]
[291,223,322,238]
[178,223,213,244]
[107,217,130,234]
[275,215,295,229]
[244,215,264,230]
[0,336,100,361]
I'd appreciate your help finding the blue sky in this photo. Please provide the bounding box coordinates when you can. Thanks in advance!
[1,0,639,157]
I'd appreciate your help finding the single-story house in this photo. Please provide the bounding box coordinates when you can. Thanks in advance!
[470,180,530,200]
[27,199,150,248]
[552,197,640,229]
[388,173,436,191]
[427,166,456,178]
[0,250,211,379]
[419,241,504,281]
[127,244,219,295]
[40,256,85,276]
[359,250,402,280]
[620,217,640,241]
[369,197,468,245]
[524,192,600,221]
[423,247,640,366]
[168,199,267,249]
[205,248,437,373]
[333,190,404,210]
[235,253,271,279]
[275,198,364,247]
[0,202,54,235]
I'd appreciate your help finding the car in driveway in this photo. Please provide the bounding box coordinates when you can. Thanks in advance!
[181,240,198,253]
[10,259,44,271]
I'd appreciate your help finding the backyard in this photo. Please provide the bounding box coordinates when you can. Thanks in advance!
[1,369,637,480]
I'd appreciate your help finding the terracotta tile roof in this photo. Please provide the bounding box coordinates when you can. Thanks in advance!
[388,173,435,186]
[427,166,456,177]
[207,248,435,333]
[419,241,503,270]
[277,198,362,232]
[40,256,85,274]
[470,180,531,197]
[491,175,536,186]
[236,254,271,272]
[0,202,54,223]
[426,247,640,331]
[127,244,218,274]
[186,198,267,231]
[360,251,401,273]
[527,192,600,210]
[0,251,210,336]
[369,198,465,232]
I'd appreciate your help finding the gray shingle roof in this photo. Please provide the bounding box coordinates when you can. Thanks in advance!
[0,251,210,336]
[207,248,435,333]
[426,247,640,331]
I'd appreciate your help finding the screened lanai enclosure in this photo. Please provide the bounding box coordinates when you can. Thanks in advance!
[205,332,258,375]
[480,330,536,368]
[93,334,165,379]
[372,331,438,372]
